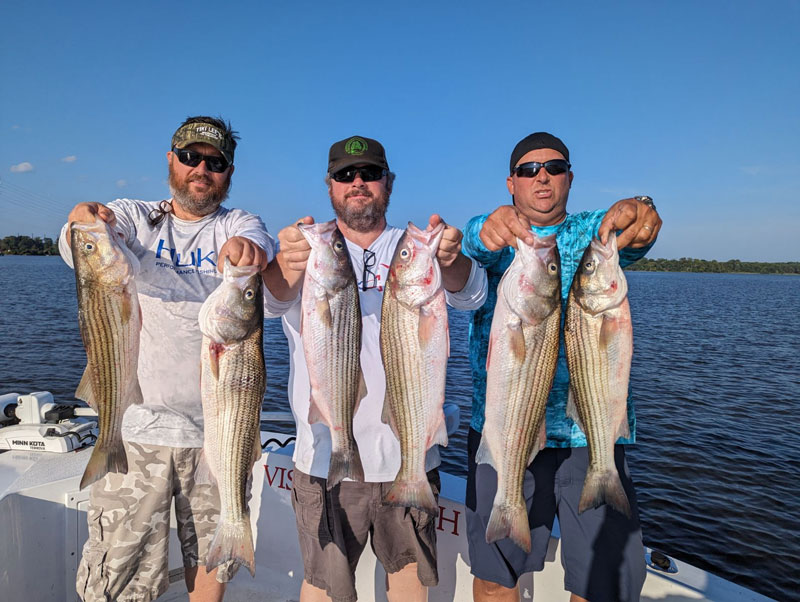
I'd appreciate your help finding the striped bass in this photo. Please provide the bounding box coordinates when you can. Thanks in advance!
[298,220,365,489]
[70,218,142,490]
[199,258,265,577]
[564,232,633,517]
[380,221,448,516]
[476,233,561,552]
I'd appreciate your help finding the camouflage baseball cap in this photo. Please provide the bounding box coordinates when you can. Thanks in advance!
[171,121,235,164]
[328,136,389,174]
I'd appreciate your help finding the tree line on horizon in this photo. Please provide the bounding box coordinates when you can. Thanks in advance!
[1,235,797,274]
[1,235,58,255]
[626,257,800,274]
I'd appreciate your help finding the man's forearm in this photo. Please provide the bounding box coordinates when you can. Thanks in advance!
[262,253,304,302]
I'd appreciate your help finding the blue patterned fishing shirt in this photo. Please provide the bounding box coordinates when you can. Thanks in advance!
[462,209,653,447]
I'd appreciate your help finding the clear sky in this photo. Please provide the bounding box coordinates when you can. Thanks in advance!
[1,0,798,261]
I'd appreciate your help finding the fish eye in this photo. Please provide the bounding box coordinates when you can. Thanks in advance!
[244,289,255,300]
[400,248,410,259]
[334,241,344,251]
[548,263,558,273]
[85,243,94,251]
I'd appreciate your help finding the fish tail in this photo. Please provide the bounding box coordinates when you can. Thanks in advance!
[383,477,439,516]
[485,502,531,553]
[79,439,128,490]
[327,447,365,489]
[578,468,632,517]
[205,519,256,577]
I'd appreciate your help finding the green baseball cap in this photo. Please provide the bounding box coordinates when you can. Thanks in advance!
[328,136,389,174]
[171,122,235,164]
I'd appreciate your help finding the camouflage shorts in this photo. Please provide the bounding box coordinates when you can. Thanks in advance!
[76,441,240,602]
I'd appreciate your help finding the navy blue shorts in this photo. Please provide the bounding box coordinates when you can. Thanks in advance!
[466,428,646,602]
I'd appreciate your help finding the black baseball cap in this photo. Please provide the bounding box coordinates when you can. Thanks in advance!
[328,136,389,174]
[509,132,570,174]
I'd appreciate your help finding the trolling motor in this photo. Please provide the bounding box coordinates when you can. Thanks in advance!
[0,392,98,453]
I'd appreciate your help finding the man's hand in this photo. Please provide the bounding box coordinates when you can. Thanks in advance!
[428,214,471,292]
[262,216,315,302]
[428,214,463,268]
[218,236,270,273]
[277,216,314,273]
[479,205,533,251]
[67,202,117,236]
[598,198,662,249]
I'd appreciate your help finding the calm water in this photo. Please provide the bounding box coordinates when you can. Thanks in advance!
[0,256,798,601]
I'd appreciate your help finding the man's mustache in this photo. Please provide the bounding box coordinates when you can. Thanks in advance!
[345,188,373,199]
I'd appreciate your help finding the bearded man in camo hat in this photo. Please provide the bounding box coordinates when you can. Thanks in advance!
[59,116,286,602]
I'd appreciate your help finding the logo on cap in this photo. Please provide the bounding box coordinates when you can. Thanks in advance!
[345,137,368,156]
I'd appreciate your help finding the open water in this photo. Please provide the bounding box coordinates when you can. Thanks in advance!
[0,256,798,601]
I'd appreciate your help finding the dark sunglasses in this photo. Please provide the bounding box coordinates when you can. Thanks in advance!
[512,159,570,178]
[362,249,377,291]
[172,147,230,173]
[331,166,387,183]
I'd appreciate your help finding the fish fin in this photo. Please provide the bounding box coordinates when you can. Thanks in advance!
[307,395,326,425]
[578,468,632,518]
[508,320,526,363]
[195,450,217,486]
[528,420,547,465]
[205,519,256,578]
[209,344,221,380]
[252,417,264,465]
[599,313,622,349]
[485,502,531,553]
[418,307,437,348]
[129,378,144,405]
[474,435,495,470]
[383,477,439,516]
[356,369,368,408]
[381,395,400,439]
[327,445,365,489]
[427,412,449,449]
[445,318,450,358]
[566,386,585,434]
[75,366,97,411]
[121,291,132,324]
[79,440,128,490]
[317,296,332,329]
[616,413,631,441]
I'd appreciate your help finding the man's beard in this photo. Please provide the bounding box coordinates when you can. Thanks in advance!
[330,187,390,233]
[169,168,230,217]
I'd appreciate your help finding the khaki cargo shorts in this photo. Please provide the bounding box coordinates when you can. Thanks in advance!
[76,441,239,602]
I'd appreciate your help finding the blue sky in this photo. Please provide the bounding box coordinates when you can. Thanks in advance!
[1,0,798,261]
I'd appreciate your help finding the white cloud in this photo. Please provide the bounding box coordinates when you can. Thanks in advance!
[10,162,34,173]
[116,179,127,188]
[61,155,78,163]
[11,125,20,130]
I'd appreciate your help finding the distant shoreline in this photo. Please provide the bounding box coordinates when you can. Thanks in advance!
[3,253,798,276]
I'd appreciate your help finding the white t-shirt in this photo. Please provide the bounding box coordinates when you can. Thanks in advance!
[59,198,283,447]
[267,224,488,482]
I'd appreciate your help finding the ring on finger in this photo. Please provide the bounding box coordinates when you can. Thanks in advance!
[643,224,652,231]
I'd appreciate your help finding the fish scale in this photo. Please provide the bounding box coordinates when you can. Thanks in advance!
[564,232,633,517]
[71,219,142,491]
[476,233,561,552]
[298,220,364,488]
[380,222,448,516]
[200,259,265,577]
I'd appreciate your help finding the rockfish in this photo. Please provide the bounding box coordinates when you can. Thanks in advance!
[298,220,365,489]
[200,258,265,577]
[70,218,143,490]
[380,222,448,516]
[564,232,633,517]
[477,234,561,552]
